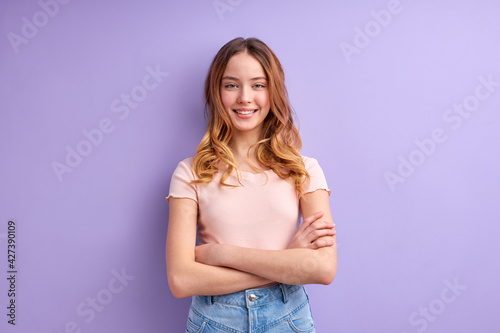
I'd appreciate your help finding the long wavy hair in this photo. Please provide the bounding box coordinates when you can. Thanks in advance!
[191,37,310,197]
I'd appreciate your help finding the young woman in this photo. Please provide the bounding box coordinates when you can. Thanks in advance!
[166,37,337,333]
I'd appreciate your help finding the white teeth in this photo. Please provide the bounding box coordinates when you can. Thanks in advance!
[234,110,257,115]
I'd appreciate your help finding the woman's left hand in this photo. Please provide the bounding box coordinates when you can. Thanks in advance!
[288,211,336,250]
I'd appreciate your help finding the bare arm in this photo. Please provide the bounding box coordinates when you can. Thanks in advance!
[195,189,337,285]
[166,198,273,298]
[166,193,336,297]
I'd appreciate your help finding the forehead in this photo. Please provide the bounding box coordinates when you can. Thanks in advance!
[223,52,266,79]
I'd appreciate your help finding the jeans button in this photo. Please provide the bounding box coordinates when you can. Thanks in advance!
[248,294,257,302]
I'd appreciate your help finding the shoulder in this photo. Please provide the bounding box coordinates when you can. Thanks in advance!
[301,155,322,170]
[301,155,316,163]
[167,157,198,202]
[300,155,328,178]
[178,156,194,168]
[171,157,196,179]
[300,154,331,195]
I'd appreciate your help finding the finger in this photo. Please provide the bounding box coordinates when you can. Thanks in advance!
[304,229,336,244]
[294,220,333,245]
[294,213,321,237]
[303,226,337,237]
[291,212,328,247]
[301,211,324,229]
[303,221,335,236]
[310,238,335,249]
[307,220,335,229]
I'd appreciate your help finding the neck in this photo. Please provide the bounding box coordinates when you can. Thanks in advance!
[229,130,260,160]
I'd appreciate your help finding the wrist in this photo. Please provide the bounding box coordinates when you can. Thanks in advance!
[217,244,234,266]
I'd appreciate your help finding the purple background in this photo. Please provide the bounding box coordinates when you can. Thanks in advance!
[1,0,499,332]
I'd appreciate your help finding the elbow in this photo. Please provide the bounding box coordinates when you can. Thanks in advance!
[170,286,188,299]
[167,272,192,299]
[313,248,337,285]
[318,266,336,285]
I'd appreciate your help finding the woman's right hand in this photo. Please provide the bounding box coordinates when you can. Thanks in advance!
[287,211,336,250]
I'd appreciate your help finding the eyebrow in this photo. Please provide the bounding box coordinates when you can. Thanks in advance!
[222,76,267,81]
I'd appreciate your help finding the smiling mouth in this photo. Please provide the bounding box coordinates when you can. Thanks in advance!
[233,109,257,115]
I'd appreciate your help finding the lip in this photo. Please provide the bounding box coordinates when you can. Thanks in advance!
[234,108,257,112]
[233,108,258,119]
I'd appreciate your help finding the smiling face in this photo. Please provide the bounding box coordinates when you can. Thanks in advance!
[220,52,271,140]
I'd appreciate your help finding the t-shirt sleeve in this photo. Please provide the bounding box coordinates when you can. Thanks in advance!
[166,159,198,203]
[302,156,331,196]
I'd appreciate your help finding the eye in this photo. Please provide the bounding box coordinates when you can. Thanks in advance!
[254,84,266,88]
[224,83,237,89]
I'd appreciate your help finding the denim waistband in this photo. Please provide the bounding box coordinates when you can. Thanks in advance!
[195,284,303,308]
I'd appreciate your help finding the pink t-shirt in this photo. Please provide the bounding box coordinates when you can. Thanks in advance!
[166,156,331,250]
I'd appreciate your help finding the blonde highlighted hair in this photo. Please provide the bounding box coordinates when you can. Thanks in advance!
[191,37,310,197]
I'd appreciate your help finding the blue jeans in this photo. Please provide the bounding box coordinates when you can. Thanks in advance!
[186,283,316,333]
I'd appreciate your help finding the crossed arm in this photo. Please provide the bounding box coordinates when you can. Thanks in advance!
[166,189,337,298]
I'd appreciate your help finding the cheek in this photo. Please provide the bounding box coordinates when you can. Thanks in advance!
[220,91,234,109]
[256,92,270,109]
[262,109,271,120]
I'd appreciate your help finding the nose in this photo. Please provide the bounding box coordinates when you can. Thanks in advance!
[237,86,251,104]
